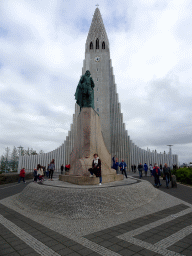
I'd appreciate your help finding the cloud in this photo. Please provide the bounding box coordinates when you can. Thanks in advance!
[0,0,192,164]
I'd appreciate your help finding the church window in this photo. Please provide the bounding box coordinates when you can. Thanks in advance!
[97,88,98,91]
[97,108,99,112]
[102,41,105,49]
[97,98,98,101]
[96,38,99,49]
[97,68,98,71]
[97,78,98,81]
[90,42,93,49]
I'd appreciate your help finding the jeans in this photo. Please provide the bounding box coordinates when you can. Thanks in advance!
[18,177,25,183]
[165,175,170,187]
[49,169,54,179]
[122,169,127,178]
[154,176,161,186]
[139,170,142,178]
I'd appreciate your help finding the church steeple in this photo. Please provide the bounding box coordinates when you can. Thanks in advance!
[86,8,109,52]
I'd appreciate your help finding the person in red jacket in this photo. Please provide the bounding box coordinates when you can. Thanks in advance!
[18,168,26,183]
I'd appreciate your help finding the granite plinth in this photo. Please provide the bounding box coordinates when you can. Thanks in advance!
[69,107,116,179]
[59,173,124,185]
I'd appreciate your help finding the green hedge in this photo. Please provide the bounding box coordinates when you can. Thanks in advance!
[0,173,33,185]
[172,167,192,185]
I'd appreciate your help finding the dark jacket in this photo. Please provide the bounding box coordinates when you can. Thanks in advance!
[163,167,171,177]
[33,169,37,177]
[112,157,119,170]
[138,164,143,171]
[119,162,127,170]
[92,158,101,177]
[152,167,161,177]
[144,164,148,171]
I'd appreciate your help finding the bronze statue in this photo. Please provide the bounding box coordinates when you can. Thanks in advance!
[75,70,95,110]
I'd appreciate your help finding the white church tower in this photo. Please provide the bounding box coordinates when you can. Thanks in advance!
[83,7,111,153]
[18,8,178,172]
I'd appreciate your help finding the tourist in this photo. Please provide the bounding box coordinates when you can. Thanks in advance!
[37,164,44,182]
[144,163,148,176]
[49,159,55,181]
[112,156,119,174]
[46,164,49,178]
[33,168,37,182]
[134,165,136,173]
[163,163,171,189]
[89,153,102,185]
[152,163,161,188]
[119,159,127,178]
[131,165,134,172]
[61,164,64,174]
[65,164,70,172]
[138,163,143,178]
[160,164,163,174]
[18,167,26,183]
[149,164,153,176]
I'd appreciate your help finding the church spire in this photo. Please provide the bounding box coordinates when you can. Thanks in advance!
[86,8,109,51]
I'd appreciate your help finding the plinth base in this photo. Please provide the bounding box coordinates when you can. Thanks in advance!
[59,174,124,185]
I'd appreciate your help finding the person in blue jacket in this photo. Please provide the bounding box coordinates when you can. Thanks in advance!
[119,159,127,178]
[152,163,162,188]
[144,163,148,177]
[112,156,119,174]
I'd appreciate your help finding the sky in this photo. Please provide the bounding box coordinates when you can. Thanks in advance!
[0,0,192,164]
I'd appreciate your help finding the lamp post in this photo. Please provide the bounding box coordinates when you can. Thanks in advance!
[17,146,23,173]
[167,145,173,169]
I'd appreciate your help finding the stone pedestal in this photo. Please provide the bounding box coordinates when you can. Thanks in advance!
[60,107,123,184]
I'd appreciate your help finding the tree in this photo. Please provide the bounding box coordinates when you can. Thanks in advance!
[10,146,19,172]
[39,150,44,155]
[0,155,6,171]
[4,147,10,171]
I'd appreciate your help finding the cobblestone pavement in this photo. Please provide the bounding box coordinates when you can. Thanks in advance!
[129,171,192,205]
[0,173,192,256]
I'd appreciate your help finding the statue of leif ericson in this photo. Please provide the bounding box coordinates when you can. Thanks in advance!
[75,70,95,110]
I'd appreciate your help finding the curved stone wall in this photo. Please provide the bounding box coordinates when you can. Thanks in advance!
[13,181,158,220]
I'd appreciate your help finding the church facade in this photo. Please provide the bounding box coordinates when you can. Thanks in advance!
[18,8,178,172]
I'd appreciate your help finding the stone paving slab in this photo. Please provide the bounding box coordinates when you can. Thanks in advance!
[0,176,192,255]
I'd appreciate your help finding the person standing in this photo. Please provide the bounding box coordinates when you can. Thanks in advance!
[119,159,127,178]
[18,168,26,183]
[152,163,161,188]
[163,163,171,189]
[46,164,49,178]
[89,153,102,185]
[112,156,119,174]
[144,163,148,176]
[49,159,55,181]
[131,165,134,172]
[160,164,163,174]
[33,168,37,182]
[61,164,64,175]
[149,164,153,176]
[134,165,136,173]
[138,163,143,178]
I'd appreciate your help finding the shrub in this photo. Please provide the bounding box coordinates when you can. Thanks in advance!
[0,173,33,185]
[174,167,192,185]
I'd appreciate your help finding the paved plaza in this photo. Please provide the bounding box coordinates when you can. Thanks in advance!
[0,172,192,256]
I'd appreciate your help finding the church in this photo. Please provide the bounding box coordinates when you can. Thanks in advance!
[18,8,178,172]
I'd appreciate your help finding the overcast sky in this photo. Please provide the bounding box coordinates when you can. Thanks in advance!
[0,0,192,164]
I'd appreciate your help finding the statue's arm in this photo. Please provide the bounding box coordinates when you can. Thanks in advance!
[91,78,95,89]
